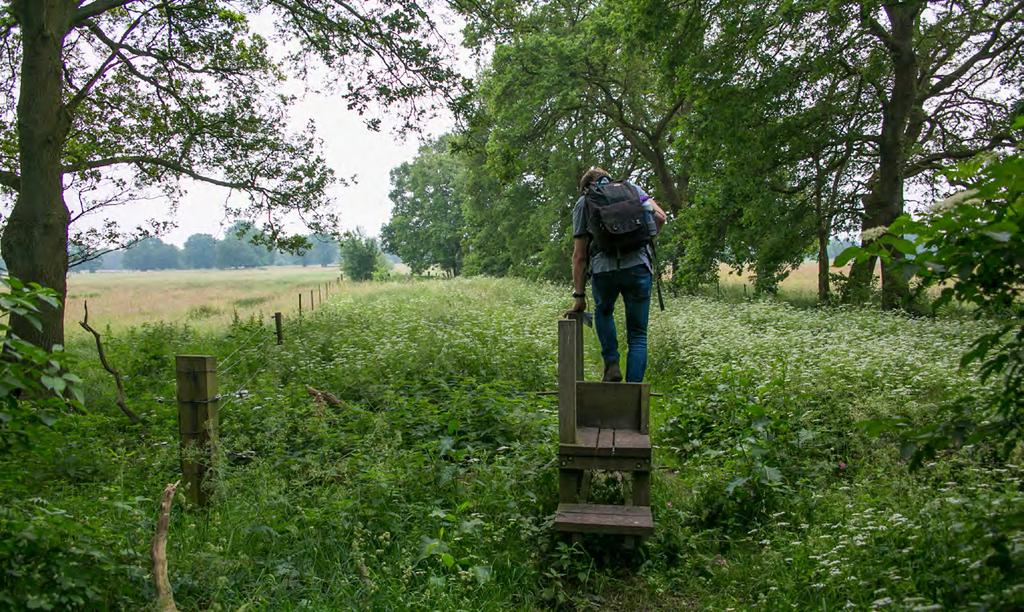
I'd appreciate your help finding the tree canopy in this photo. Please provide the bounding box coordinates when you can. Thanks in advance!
[0,0,460,347]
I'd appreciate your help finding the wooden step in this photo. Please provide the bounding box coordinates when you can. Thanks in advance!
[554,503,654,536]
[560,426,651,458]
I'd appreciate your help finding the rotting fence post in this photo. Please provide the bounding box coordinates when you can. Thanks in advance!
[274,312,283,345]
[175,355,218,507]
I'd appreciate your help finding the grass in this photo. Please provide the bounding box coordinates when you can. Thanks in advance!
[2,276,1021,609]
[64,266,343,333]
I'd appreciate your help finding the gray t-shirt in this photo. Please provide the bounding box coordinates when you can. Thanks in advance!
[572,180,654,274]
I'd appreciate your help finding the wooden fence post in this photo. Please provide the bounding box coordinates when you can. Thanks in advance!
[175,355,218,507]
[310,289,314,311]
[274,312,283,345]
[318,285,322,305]
[299,293,303,315]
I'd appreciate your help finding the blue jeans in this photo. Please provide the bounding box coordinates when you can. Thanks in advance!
[591,264,652,382]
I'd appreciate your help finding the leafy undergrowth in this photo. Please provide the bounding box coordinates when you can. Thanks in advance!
[1,278,1021,609]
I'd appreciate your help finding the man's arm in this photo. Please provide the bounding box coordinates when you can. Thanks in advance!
[648,198,668,229]
[567,236,589,313]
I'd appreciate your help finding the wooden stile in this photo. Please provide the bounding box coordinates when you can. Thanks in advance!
[557,318,577,445]
[175,355,218,507]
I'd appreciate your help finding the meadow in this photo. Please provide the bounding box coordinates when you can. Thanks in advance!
[2,272,1021,610]
[64,266,344,332]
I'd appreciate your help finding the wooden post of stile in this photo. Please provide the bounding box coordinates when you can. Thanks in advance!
[274,312,283,345]
[310,289,315,311]
[558,318,581,502]
[175,355,218,507]
[318,285,322,304]
[566,312,585,381]
[298,293,303,315]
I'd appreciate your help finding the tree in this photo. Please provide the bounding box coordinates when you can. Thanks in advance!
[308,233,339,267]
[381,137,464,276]
[182,233,218,269]
[339,230,381,281]
[217,223,270,269]
[122,237,179,270]
[0,0,459,349]
[836,0,1024,308]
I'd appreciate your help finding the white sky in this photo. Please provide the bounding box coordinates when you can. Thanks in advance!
[75,6,466,248]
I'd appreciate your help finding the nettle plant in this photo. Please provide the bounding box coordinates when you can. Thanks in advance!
[837,140,1023,461]
[0,276,84,449]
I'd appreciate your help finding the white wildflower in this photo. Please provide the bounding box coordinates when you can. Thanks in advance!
[931,188,979,213]
[861,225,889,242]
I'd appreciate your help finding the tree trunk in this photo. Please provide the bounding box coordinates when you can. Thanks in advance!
[1,1,72,349]
[846,3,922,309]
[648,147,686,215]
[817,221,830,305]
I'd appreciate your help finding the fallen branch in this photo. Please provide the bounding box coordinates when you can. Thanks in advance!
[79,301,142,424]
[306,385,344,408]
[152,480,180,612]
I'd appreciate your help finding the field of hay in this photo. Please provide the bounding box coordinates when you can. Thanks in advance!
[64,266,344,333]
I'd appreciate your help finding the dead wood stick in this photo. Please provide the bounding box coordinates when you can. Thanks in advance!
[152,480,180,612]
[79,301,142,424]
[306,385,343,407]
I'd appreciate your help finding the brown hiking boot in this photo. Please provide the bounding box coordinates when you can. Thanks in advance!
[603,362,623,382]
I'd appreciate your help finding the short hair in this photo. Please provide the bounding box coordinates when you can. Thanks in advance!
[579,167,611,195]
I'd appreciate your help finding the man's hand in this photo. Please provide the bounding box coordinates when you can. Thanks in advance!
[564,297,586,316]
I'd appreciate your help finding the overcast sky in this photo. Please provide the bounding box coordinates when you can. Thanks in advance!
[76,8,465,248]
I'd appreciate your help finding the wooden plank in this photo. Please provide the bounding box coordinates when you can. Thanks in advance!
[561,428,651,458]
[559,455,651,472]
[633,472,651,506]
[566,312,585,381]
[554,503,654,536]
[558,319,578,444]
[612,430,652,457]
[576,382,642,429]
[560,427,600,456]
[559,469,582,503]
[640,384,650,434]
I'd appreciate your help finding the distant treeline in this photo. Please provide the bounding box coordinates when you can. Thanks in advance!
[73,226,340,272]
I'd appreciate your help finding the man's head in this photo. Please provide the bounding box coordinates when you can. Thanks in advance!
[579,167,611,195]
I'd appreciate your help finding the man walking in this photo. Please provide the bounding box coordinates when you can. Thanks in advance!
[566,167,666,382]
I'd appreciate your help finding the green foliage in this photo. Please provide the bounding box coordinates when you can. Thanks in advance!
[381,137,464,276]
[837,148,1024,457]
[122,237,180,271]
[3,277,1022,608]
[217,222,273,269]
[0,277,83,451]
[339,230,383,281]
[183,233,218,269]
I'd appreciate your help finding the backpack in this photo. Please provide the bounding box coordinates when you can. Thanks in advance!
[584,180,650,257]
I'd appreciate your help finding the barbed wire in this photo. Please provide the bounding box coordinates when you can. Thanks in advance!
[217,324,272,374]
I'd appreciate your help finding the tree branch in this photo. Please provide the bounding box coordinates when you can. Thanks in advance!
[63,155,260,193]
[73,0,143,27]
[79,301,142,424]
[0,168,20,191]
[927,0,1024,97]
